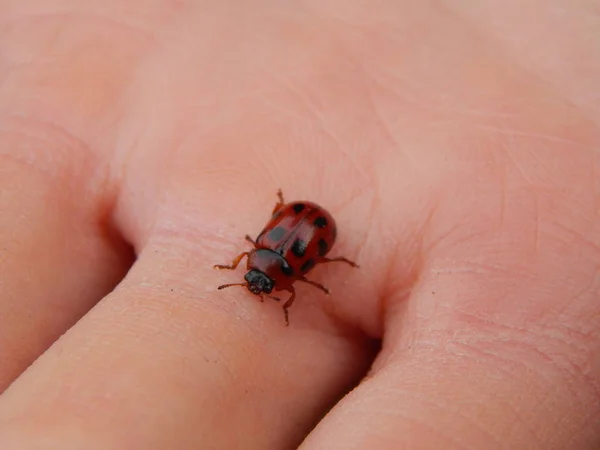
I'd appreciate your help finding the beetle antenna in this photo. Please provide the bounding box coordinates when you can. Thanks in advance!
[217,283,247,290]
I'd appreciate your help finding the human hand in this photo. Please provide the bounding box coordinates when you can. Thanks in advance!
[0,1,598,448]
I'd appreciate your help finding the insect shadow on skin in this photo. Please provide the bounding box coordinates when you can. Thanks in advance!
[214,189,359,326]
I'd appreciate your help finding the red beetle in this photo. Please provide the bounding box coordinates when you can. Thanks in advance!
[214,189,358,325]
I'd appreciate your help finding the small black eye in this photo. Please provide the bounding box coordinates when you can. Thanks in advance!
[314,216,327,228]
[292,203,306,213]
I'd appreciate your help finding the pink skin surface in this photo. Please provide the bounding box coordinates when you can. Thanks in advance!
[0,1,599,449]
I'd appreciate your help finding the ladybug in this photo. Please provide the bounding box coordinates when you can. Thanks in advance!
[214,189,358,326]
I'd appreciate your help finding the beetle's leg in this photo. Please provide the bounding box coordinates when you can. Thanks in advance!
[214,252,249,270]
[321,256,359,268]
[299,277,330,295]
[282,286,295,326]
[272,188,285,215]
[244,234,256,245]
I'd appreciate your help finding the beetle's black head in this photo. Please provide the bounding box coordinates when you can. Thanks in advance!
[244,269,274,295]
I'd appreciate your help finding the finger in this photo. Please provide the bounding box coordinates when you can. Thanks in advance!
[0,226,374,449]
[300,162,600,447]
[0,2,146,389]
[302,266,600,449]
[0,117,132,391]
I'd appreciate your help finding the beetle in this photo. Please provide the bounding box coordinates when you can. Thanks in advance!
[214,189,358,325]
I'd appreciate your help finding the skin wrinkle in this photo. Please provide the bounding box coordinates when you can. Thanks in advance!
[64,287,262,404]
[504,151,543,253]
[448,304,596,368]
[494,149,508,229]
[0,7,169,42]
[0,113,87,150]
[474,124,597,152]
[0,114,129,268]
[550,271,600,321]
[0,115,93,177]
[592,154,599,202]
[363,381,493,431]
[409,335,554,376]
[426,326,599,438]
[266,71,373,185]
[536,321,600,398]
[552,220,600,259]
[0,122,121,255]
[0,153,58,186]
[0,9,152,150]
[424,226,496,255]
[556,317,600,348]
[330,7,536,132]
[362,65,444,121]
[445,302,598,387]
[1,24,125,94]
[366,426,468,450]
[356,63,444,187]
[257,97,310,124]
[346,405,473,450]
[420,175,513,259]
[503,147,554,187]
[446,338,556,388]
[436,259,538,279]
[442,0,600,125]
[364,61,520,121]
[415,340,563,446]
[340,383,502,450]
[408,294,598,404]
[442,0,600,131]
[336,18,544,125]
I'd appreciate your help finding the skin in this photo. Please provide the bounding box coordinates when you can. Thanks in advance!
[0,0,599,449]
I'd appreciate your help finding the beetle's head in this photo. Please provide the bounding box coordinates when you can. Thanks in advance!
[244,269,274,295]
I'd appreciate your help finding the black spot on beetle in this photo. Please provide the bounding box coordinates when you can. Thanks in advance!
[268,226,287,241]
[291,239,307,258]
[318,238,328,257]
[301,259,315,273]
[292,203,306,213]
[281,261,294,276]
[314,216,328,228]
